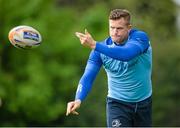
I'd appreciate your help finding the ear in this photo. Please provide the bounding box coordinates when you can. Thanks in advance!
[127,25,132,33]
[128,24,132,29]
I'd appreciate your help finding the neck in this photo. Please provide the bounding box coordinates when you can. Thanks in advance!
[115,37,128,45]
[114,40,126,46]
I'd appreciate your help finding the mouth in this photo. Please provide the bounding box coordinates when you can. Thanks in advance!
[111,36,124,43]
[112,35,121,37]
[111,36,121,40]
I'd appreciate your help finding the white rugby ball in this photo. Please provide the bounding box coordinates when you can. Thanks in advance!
[8,25,42,49]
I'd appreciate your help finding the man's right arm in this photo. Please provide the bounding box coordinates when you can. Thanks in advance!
[66,50,102,116]
[75,51,102,101]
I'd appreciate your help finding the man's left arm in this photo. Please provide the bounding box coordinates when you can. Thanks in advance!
[95,31,150,61]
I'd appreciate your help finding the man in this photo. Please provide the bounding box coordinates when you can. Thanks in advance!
[66,9,152,127]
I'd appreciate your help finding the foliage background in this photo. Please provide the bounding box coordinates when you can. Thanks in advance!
[0,0,180,126]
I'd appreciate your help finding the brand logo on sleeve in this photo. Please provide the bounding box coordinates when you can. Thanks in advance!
[112,119,121,127]
[77,84,82,92]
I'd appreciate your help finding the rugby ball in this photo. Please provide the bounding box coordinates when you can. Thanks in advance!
[8,25,42,49]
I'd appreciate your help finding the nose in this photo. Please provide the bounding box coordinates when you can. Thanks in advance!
[113,28,118,35]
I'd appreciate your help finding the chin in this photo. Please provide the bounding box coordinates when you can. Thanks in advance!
[111,37,121,42]
[112,39,122,44]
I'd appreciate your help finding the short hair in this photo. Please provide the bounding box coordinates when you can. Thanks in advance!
[109,9,131,25]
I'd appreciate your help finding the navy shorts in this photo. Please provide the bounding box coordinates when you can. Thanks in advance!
[106,96,152,127]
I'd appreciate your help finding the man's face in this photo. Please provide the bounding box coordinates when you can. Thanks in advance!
[109,18,131,44]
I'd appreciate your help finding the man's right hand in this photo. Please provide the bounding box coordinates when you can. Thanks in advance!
[66,99,81,116]
[75,29,96,49]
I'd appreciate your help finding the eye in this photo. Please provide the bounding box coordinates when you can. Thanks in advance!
[117,27,123,30]
[110,26,115,29]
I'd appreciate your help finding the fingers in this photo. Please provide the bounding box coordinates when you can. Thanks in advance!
[72,111,79,115]
[75,33,87,45]
[75,30,95,49]
[71,101,80,112]
[75,29,91,39]
[75,32,87,44]
[66,102,73,116]
[75,32,86,38]
[85,29,87,34]
[66,100,81,116]
[85,29,90,36]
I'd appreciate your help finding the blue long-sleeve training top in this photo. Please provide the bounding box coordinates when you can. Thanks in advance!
[75,29,152,102]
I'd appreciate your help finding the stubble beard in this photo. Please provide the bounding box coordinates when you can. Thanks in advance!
[112,37,126,44]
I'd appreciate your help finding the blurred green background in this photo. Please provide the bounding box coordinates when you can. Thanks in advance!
[0,0,180,126]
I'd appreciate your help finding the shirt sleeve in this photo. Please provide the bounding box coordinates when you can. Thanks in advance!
[75,50,102,101]
[95,31,150,61]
